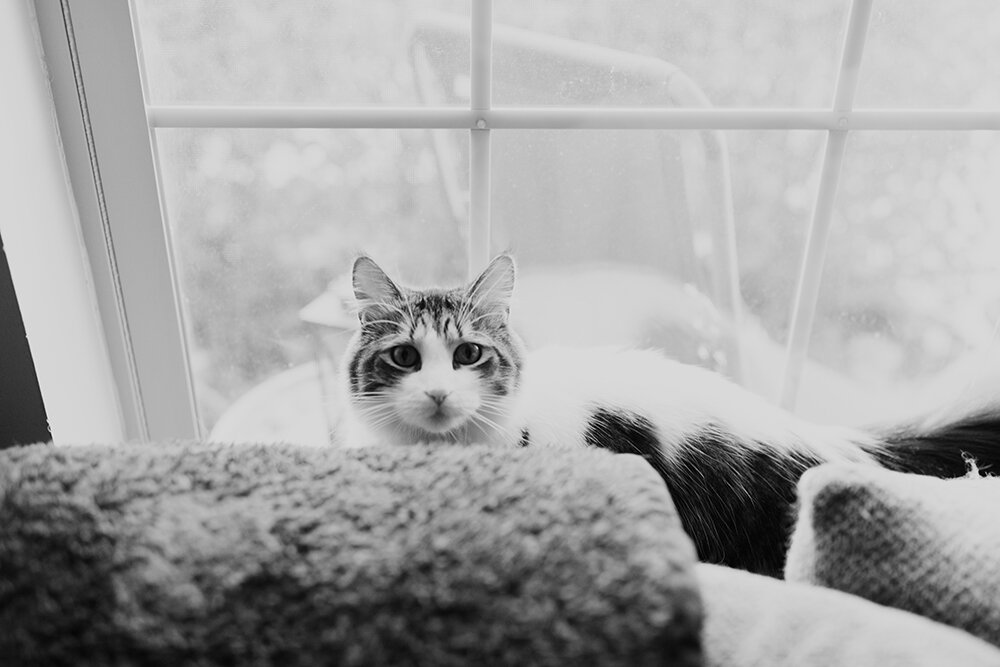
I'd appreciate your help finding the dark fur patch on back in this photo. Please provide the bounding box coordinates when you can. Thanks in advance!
[666,429,821,577]
[584,409,665,472]
[583,409,821,577]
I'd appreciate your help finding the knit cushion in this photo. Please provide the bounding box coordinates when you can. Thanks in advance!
[698,563,1000,667]
[0,441,702,667]
[785,463,1000,648]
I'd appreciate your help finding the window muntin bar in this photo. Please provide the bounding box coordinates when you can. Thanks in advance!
[147,106,1000,131]
[468,0,493,277]
[780,0,874,409]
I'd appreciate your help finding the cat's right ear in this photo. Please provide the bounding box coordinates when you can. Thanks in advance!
[467,254,516,320]
[352,256,402,323]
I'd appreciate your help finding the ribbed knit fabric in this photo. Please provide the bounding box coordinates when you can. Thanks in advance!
[785,463,1000,649]
[0,441,702,667]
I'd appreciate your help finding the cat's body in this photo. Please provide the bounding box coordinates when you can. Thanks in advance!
[338,255,1000,576]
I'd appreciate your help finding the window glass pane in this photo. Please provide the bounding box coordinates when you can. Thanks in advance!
[134,2,1000,444]
[132,0,468,105]
[727,131,822,415]
[856,0,1000,108]
[488,1,846,107]
[154,129,468,442]
[813,131,1000,424]
[490,129,825,408]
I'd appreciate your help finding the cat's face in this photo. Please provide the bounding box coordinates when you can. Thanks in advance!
[343,255,525,444]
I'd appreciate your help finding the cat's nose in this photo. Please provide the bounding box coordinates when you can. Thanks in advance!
[425,390,449,406]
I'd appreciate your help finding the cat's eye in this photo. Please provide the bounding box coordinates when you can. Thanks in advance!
[388,345,420,368]
[453,342,483,366]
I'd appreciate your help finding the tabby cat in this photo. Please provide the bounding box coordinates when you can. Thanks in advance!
[338,254,1000,576]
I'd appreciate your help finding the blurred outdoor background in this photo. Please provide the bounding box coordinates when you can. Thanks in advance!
[133,0,1000,443]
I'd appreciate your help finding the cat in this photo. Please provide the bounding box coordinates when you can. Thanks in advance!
[337,254,1000,577]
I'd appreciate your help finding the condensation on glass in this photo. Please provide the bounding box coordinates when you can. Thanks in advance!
[491,1,848,108]
[817,131,1000,423]
[857,0,1000,108]
[132,0,470,105]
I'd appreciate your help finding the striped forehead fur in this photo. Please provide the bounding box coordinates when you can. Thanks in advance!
[348,286,522,382]
[359,289,470,338]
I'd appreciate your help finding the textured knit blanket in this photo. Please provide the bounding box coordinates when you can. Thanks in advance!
[698,563,1000,667]
[0,442,701,667]
[785,463,1000,649]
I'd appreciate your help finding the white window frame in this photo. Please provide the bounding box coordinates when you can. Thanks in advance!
[33,0,197,441]
[29,0,1000,441]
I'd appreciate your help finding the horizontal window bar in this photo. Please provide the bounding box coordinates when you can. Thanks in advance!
[147,106,1000,131]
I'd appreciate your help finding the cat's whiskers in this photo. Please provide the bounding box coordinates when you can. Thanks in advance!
[456,268,501,330]
[361,319,405,331]
[455,294,478,333]
[402,298,420,332]
[477,404,511,426]
[473,420,508,446]
[469,406,516,446]
[456,298,500,332]
[471,408,504,432]
[479,395,511,407]
[350,394,393,409]
[478,397,515,417]
[351,390,388,398]
[351,398,402,431]
[362,298,406,315]
[355,409,399,432]
[463,312,501,328]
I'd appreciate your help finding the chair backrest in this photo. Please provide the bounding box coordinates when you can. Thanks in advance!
[409,13,744,379]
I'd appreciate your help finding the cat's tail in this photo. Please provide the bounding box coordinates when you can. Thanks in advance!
[866,403,1000,477]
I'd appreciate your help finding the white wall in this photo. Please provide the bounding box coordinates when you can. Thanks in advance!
[0,1,124,443]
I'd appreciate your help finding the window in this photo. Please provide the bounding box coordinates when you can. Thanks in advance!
[36,0,1000,444]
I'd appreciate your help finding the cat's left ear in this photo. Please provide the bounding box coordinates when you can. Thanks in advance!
[352,256,402,324]
[467,254,516,320]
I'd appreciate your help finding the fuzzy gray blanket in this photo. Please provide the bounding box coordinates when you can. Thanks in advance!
[0,442,701,666]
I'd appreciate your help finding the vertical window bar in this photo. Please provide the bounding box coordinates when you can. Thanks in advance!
[468,0,493,278]
[780,0,874,409]
[128,0,203,436]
